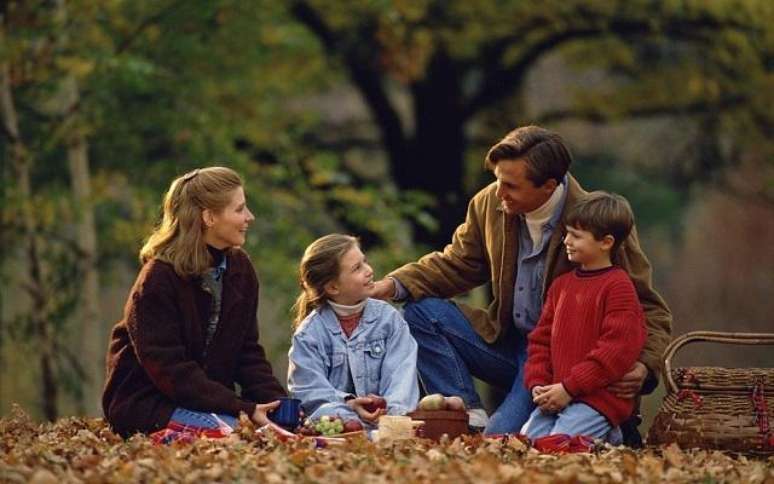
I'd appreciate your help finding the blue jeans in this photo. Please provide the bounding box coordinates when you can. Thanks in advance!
[170,408,238,430]
[521,402,623,444]
[403,297,534,435]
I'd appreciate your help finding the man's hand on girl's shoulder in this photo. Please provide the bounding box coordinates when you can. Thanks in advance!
[371,278,396,300]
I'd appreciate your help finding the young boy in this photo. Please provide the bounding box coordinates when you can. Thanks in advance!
[521,191,647,445]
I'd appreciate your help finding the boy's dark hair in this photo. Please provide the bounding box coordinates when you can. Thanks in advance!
[565,191,634,255]
[485,125,573,187]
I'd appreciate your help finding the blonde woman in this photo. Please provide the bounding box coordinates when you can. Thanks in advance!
[103,167,286,437]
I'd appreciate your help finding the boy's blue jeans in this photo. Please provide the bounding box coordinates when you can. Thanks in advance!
[403,297,534,435]
[521,402,623,444]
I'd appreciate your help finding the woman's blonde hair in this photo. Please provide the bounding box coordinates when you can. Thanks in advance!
[291,234,359,329]
[140,166,243,277]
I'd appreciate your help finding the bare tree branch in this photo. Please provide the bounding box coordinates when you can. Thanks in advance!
[0,63,20,143]
[535,95,748,125]
[464,13,761,119]
[115,0,189,55]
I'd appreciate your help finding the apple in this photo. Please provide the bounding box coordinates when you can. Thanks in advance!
[444,396,466,411]
[417,393,447,411]
[297,425,318,436]
[343,419,364,433]
[362,395,387,413]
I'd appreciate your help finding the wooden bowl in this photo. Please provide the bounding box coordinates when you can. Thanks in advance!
[407,409,469,441]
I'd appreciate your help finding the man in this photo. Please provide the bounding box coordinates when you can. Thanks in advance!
[371,126,671,443]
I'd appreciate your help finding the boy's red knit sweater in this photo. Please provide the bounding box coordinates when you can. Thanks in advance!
[524,267,646,426]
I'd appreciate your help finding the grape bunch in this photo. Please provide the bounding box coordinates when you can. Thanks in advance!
[296,419,318,436]
[314,415,344,436]
[296,415,362,436]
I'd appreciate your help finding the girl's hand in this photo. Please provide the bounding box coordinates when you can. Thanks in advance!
[533,383,571,413]
[251,400,281,426]
[346,396,385,423]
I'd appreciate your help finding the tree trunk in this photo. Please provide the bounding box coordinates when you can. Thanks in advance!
[66,109,103,416]
[1,61,59,420]
[52,0,103,415]
[395,51,468,247]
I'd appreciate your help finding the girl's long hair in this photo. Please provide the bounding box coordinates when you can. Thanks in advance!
[291,234,358,330]
[140,166,243,278]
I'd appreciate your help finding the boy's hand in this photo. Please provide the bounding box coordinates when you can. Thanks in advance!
[531,385,548,400]
[608,362,647,399]
[533,383,571,413]
[346,396,385,423]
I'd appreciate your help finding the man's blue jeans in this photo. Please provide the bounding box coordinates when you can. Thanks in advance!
[403,297,534,435]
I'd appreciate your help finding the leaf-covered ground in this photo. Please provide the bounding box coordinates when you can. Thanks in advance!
[1,406,772,484]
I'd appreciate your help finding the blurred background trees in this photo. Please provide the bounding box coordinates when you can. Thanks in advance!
[2,0,772,430]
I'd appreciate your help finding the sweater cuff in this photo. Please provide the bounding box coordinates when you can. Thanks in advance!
[335,390,355,403]
[236,400,257,420]
[561,377,582,397]
[560,381,576,398]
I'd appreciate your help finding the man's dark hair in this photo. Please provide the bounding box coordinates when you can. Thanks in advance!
[565,191,635,254]
[485,125,573,187]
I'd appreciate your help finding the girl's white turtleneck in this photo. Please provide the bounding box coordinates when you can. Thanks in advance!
[524,182,565,248]
[328,299,366,317]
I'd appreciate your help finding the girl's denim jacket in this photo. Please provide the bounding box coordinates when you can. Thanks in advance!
[288,298,419,416]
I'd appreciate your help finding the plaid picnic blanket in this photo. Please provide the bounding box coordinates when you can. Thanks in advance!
[150,418,234,445]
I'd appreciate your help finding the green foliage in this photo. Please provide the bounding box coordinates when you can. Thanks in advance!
[2,0,424,417]
[1,192,88,410]
[2,0,772,419]
[572,155,683,231]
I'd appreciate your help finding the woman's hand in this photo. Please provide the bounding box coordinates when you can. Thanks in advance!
[251,400,281,426]
[346,396,385,423]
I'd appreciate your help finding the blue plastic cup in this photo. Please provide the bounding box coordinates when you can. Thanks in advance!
[269,397,302,429]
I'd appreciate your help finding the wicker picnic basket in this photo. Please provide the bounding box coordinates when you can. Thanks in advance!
[647,331,774,454]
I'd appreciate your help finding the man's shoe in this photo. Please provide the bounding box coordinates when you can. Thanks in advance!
[467,408,489,432]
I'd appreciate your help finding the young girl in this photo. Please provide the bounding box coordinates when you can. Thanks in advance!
[288,234,419,426]
[102,167,286,437]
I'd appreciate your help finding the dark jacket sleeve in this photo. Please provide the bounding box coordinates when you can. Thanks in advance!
[617,225,673,393]
[236,272,287,402]
[126,264,255,418]
[389,189,491,299]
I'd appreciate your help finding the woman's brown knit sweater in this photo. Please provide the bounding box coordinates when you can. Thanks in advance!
[102,249,286,437]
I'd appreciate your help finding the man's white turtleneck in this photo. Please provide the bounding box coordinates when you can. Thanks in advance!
[524,182,565,248]
[328,299,366,317]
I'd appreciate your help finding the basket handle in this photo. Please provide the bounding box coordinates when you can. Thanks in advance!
[663,331,774,393]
